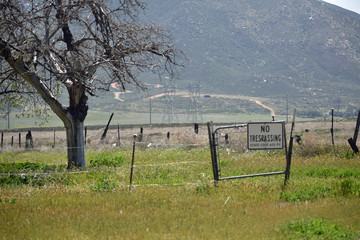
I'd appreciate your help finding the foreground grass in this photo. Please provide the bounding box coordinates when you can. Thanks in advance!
[1,146,360,239]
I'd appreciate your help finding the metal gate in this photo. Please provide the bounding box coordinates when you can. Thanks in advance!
[207,121,293,185]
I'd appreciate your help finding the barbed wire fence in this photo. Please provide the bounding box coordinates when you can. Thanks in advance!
[0,118,359,188]
[0,124,216,188]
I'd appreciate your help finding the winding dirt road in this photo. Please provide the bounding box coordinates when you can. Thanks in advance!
[112,83,276,116]
[251,99,275,116]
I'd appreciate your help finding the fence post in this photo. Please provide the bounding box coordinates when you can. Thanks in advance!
[353,111,360,144]
[19,133,21,148]
[348,139,359,153]
[194,123,199,134]
[129,135,137,191]
[207,122,219,182]
[225,134,229,145]
[53,130,56,148]
[101,113,114,141]
[117,124,120,147]
[283,122,288,188]
[11,136,13,147]
[331,108,335,146]
[139,127,143,142]
[348,111,360,154]
[285,109,296,184]
[25,130,33,149]
[1,132,3,148]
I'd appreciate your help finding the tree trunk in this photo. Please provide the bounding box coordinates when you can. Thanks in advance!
[65,85,88,169]
[1,38,88,169]
[65,116,86,169]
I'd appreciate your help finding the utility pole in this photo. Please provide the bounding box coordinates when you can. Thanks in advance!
[162,78,178,124]
[187,84,203,123]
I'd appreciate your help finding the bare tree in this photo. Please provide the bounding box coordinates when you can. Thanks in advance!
[0,0,184,168]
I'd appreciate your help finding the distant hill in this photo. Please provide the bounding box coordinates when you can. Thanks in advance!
[86,0,360,119]
[141,0,360,105]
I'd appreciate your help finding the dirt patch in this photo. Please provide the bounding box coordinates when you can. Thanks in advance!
[251,99,275,116]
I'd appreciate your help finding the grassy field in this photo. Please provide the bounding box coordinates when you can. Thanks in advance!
[1,109,315,130]
[1,137,360,239]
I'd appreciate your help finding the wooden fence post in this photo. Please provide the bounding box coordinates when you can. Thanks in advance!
[1,132,3,148]
[117,124,120,147]
[331,108,335,146]
[129,135,137,191]
[19,133,21,148]
[101,113,114,142]
[353,111,360,144]
[53,130,56,148]
[348,111,360,154]
[285,109,296,184]
[139,127,143,142]
[348,139,359,153]
[25,130,33,149]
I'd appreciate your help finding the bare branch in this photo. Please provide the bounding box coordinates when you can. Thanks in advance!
[1,0,184,118]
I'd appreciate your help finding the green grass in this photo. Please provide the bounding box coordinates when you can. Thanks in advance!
[1,110,314,130]
[280,218,359,239]
[1,145,360,239]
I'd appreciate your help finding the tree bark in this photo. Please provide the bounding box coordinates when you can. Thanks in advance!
[65,84,88,169]
[65,116,86,168]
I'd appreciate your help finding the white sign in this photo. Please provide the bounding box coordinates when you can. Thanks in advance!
[247,122,284,150]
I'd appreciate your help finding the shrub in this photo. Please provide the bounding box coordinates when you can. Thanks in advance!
[294,132,333,158]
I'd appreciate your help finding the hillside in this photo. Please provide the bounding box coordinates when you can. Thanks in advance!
[140,0,360,106]
[84,0,360,120]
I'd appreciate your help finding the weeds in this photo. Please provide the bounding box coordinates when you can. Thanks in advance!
[305,167,360,179]
[280,218,359,239]
[0,142,359,239]
[340,150,356,159]
[339,179,360,196]
[0,198,16,204]
[90,174,117,192]
[0,162,66,172]
[280,186,333,202]
[89,156,125,167]
[195,183,212,195]
[280,179,360,202]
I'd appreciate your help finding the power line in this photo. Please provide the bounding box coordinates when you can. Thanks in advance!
[162,78,178,123]
[187,83,203,123]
